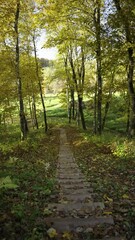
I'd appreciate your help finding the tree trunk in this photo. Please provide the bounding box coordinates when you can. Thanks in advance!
[28,95,33,121]
[94,1,102,135]
[127,48,135,136]
[33,35,47,132]
[93,83,97,134]
[32,94,38,129]
[102,72,114,130]
[71,89,75,119]
[126,96,130,134]
[78,95,86,130]
[113,0,135,136]
[69,46,86,130]
[14,0,28,140]
[0,114,2,125]
[64,55,75,121]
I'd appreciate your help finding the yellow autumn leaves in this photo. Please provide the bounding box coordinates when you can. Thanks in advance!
[47,228,73,239]
[47,228,57,238]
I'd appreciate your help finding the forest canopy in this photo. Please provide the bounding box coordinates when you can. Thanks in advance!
[0,0,135,138]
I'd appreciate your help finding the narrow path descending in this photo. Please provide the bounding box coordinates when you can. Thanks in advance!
[45,129,125,239]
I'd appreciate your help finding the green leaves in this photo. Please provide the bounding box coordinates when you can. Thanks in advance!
[0,176,18,189]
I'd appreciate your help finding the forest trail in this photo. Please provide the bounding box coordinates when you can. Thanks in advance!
[45,128,125,239]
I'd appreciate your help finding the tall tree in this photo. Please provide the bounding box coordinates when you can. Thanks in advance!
[113,0,135,136]
[33,34,48,132]
[93,0,102,134]
[14,0,28,140]
[68,44,87,130]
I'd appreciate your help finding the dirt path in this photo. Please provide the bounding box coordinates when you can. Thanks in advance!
[45,128,125,239]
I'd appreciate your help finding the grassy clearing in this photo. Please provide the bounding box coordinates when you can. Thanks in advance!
[66,126,135,239]
[40,94,68,126]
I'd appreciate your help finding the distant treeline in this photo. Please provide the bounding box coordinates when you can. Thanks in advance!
[39,58,54,68]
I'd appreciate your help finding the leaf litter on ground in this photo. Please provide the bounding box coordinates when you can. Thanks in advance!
[66,126,135,239]
[0,128,60,240]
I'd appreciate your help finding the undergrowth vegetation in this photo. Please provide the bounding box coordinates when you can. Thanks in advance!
[0,127,60,239]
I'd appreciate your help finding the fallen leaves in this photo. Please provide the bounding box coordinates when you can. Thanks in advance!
[66,126,135,239]
[103,211,113,215]
[103,194,113,202]
[47,227,57,238]
[122,194,129,199]
[43,208,52,216]
[0,128,60,239]
[62,231,73,239]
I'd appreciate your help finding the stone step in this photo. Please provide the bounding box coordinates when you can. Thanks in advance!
[45,216,114,232]
[59,193,93,202]
[57,170,82,175]
[57,165,79,169]
[59,155,74,158]
[99,238,126,240]
[58,174,84,179]
[48,202,105,212]
[57,165,81,172]
[59,186,93,193]
[57,179,89,185]
[59,188,93,195]
[60,182,91,189]
[57,174,86,181]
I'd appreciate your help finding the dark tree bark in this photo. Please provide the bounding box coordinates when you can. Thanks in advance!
[71,89,75,120]
[26,41,39,130]
[78,47,86,130]
[32,94,38,129]
[78,96,86,130]
[126,97,130,134]
[93,83,97,134]
[113,0,135,136]
[28,95,33,120]
[94,1,102,135]
[33,35,47,132]
[69,46,86,130]
[127,47,135,136]
[64,56,75,121]
[14,0,28,140]
[102,72,114,130]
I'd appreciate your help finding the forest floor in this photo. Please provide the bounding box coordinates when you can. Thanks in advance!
[66,126,135,240]
[0,126,135,239]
